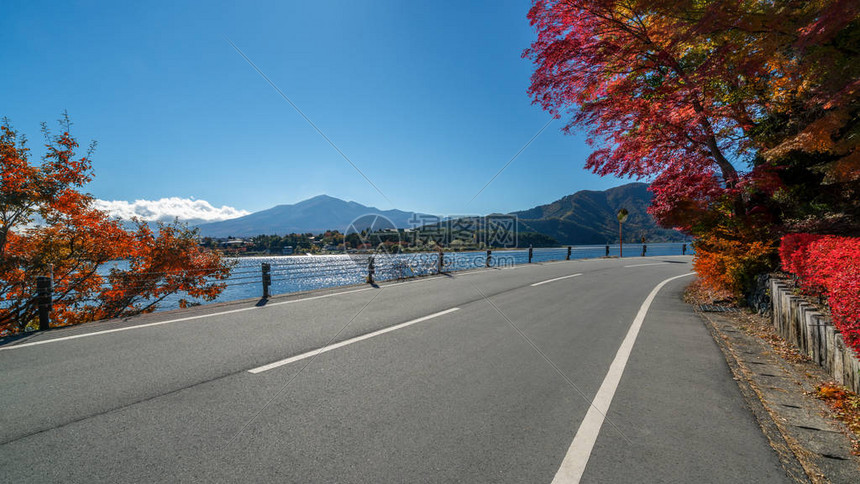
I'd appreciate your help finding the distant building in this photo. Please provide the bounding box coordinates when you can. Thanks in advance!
[282,245,294,255]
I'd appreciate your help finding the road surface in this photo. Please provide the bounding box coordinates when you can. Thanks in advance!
[0,256,791,483]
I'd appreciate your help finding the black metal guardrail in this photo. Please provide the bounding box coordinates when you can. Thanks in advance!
[18,243,691,330]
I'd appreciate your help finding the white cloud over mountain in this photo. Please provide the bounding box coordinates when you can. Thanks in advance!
[93,197,250,223]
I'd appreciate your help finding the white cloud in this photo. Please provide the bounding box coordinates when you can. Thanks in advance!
[93,197,250,223]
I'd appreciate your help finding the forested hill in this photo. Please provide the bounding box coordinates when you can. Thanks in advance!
[512,183,685,244]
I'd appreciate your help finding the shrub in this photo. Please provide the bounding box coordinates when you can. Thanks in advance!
[693,229,778,297]
[781,234,860,355]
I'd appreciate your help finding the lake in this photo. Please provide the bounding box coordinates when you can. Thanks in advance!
[156,243,692,311]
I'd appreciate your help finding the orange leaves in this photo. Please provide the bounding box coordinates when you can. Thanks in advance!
[693,223,779,297]
[827,150,860,183]
[817,384,847,402]
[0,117,230,334]
[0,125,39,204]
[765,109,851,159]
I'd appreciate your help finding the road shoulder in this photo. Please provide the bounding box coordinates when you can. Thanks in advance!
[580,277,791,483]
[696,301,860,483]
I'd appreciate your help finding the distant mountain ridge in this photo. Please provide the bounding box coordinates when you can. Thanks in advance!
[195,195,428,237]
[513,183,683,244]
[194,184,682,243]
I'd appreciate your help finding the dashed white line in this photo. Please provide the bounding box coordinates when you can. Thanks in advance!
[1,256,667,352]
[248,307,460,374]
[453,269,494,276]
[624,262,670,268]
[551,272,695,483]
[531,273,583,287]
[0,287,375,352]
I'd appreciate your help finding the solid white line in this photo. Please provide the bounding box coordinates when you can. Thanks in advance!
[248,307,460,374]
[530,273,583,287]
[0,287,375,352]
[624,262,670,268]
[552,272,695,483]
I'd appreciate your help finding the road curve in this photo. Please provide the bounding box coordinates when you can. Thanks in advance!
[0,256,791,483]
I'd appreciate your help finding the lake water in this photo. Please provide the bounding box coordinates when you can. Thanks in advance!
[154,243,692,311]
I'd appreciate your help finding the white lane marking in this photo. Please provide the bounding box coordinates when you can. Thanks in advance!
[552,272,695,483]
[0,263,517,351]
[248,307,460,374]
[452,265,518,277]
[624,262,670,268]
[0,287,375,352]
[0,256,668,352]
[531,273,583,287]
[454,269,493,276]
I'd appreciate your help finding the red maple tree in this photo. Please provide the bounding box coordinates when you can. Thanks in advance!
[525,0,860,297]
[525,0,859,231]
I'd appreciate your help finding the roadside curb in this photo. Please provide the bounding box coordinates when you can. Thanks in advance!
[698,309,860,483]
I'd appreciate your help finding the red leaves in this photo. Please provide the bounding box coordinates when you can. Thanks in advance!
[647,166,724,231]
[525,0,750,189]
[781,234,860,355]
[525,1,858,303]
[525,0,859,227]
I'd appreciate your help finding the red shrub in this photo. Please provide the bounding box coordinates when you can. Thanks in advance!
[779,233,825,289]
[781,234,860,355]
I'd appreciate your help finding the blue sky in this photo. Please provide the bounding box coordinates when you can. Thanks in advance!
[1,0,630,219]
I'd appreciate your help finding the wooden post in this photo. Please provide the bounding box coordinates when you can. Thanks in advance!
[528,246,533,263]
[486,249,492,268]
[261,263,271,298]
[567,246,572,260]
[36,276,52,331]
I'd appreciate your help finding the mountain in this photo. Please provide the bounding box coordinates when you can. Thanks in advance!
[195,184,681,242]
[195,195,428,237]
[512,183,683,244]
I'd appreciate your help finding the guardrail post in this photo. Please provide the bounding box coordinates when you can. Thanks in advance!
[641,244,647,257]
[261,263,271,298]
[367,256,375,284]
[682,243,687,255]
[36,276,52,331]
[486,249,492,267]
[437,251,444,274]
[605,244,610,257]
[528,246,533,263]
[567,246,572,260]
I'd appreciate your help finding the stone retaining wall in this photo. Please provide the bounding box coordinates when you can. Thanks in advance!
[770,278,860,393]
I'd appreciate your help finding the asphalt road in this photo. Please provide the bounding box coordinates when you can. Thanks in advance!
[0,256,792,483]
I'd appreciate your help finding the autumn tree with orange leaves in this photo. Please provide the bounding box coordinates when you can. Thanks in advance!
[526,0,859,295]
[0,116,231,334]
